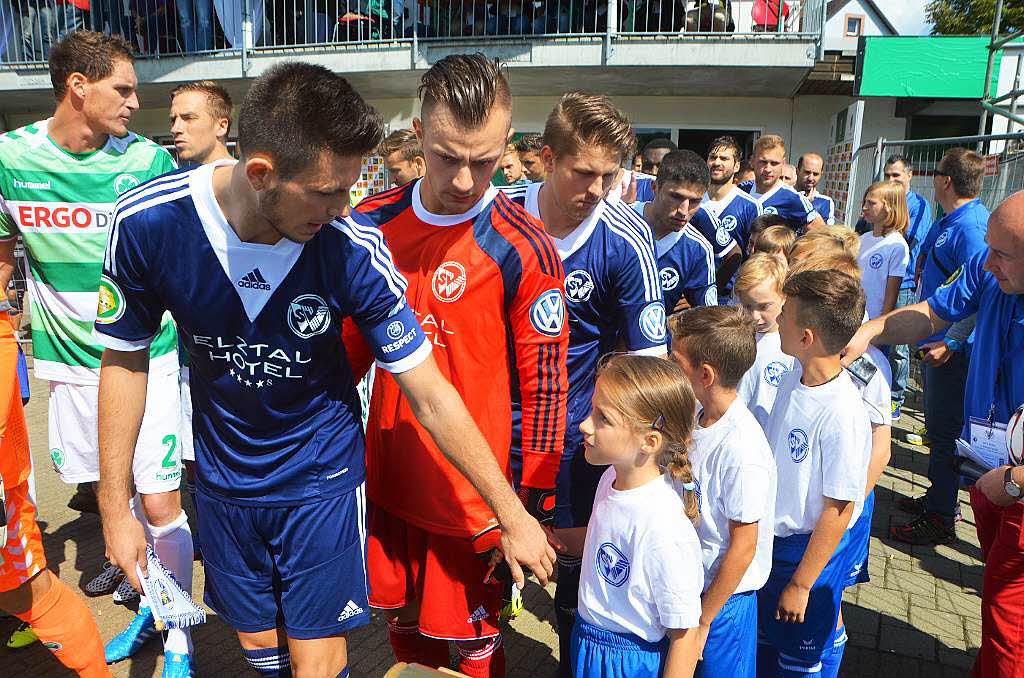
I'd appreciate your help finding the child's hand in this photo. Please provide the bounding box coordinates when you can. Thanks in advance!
[776,581,810,623]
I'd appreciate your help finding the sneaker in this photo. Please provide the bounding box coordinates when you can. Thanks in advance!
[906,426,928,447]
[67,483,99,515]
[85,561,124,596]
[105,607,157,663]
[162,650,195,678]
[6,622,37,649]
[891,402,902,419]
[112,577,140,604]
[896,495,927,515]
[890,512,956,546]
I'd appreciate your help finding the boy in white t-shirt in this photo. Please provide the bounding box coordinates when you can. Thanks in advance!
[757,270,872,678]
[734,253,794,432]
[858,181,910,320]
[669,306,776,678]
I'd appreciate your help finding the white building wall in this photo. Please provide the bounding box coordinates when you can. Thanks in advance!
[824,0,892,53]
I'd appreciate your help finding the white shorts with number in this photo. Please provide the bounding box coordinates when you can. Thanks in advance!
[47,368,183,494]
[180,369,194,463]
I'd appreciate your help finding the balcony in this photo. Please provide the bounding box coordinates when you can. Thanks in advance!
[0,0,824,108]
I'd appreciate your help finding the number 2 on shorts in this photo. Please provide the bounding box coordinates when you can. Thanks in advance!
[161,434,178,469]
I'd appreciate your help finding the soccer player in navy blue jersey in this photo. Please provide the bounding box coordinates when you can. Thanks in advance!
[738,135,826,233]
[94,62,555,678]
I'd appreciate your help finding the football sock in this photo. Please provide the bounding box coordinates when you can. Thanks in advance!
[386,619,450,668]
[148,510,194,655]
[241,646,293,677]
[456,636,505,678]
[820,623,847,678]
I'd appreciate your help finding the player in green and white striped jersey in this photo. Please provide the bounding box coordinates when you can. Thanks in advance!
[0,31,194,678]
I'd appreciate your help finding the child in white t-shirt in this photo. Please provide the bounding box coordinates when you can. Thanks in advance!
[858,181,910,319]
[569,354,704,678]
[669,306,776,678]
[757,270,872,678]
[734,253,794,432]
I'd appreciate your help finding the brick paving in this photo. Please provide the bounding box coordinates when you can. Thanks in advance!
[1,374,985,677]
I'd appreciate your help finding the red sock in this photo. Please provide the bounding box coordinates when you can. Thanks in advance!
[456,636,505,678]
[386,620,450,668]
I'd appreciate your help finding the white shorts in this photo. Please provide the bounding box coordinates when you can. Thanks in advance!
[180,371,194,463]
[47,368,183,494]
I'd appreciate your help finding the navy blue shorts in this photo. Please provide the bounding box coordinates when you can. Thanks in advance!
[842,491,874,587]
[196,484,370,640]
[697,590,756,678]
[571,617,667,678]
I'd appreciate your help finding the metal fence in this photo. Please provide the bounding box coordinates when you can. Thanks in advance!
[0,0,822,64]
[847,132,1024,225]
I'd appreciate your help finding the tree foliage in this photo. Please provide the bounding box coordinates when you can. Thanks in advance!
[927,0,1024,35]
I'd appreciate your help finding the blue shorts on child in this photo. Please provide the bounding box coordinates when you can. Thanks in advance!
[697,590,757,678]
[843,491,875,587]
[757,529,859,676]
[571,616,668,678]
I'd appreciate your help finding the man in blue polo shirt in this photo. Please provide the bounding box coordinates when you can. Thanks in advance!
[880,154,933,418]
[845,190,1024,677]
[882,147,989,545]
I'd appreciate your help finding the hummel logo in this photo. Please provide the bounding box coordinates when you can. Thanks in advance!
[337,600,364,622]
[237,268,271,290]
[467,605,490,623]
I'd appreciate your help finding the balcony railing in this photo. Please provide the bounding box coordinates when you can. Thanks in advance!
[0,0,823,67]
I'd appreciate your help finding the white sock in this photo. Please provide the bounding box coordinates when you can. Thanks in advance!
[148,511,195,656]
[140,594,151,611]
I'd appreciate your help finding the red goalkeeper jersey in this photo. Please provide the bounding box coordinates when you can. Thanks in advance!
[346,182,569,538]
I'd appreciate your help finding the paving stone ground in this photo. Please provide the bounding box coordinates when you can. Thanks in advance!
[0,373,984,677]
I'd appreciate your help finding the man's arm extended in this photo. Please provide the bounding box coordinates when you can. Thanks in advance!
[97,348,151,591]
[392,354,557,587]
[843,300,950,366]
[776,497,854,624]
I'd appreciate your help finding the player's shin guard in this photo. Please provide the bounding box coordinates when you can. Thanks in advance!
[819,624,847,678]
[385,620,450,668]
[241,646,292,677]
[148,511,194,655]
[456,636,504,678]
[14,573,113,678]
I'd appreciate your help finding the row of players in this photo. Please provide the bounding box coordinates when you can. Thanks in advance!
[0,29,934,678]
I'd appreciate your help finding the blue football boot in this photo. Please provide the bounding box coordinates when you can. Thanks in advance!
[162,650,195,678]
[105,606,157,663]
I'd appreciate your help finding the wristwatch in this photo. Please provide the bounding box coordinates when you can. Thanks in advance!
[1004,467,1022,500]
[943,337,963,353]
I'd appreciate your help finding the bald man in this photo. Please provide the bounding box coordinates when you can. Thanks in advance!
[845,192,1024,677]
[797,153,836,225]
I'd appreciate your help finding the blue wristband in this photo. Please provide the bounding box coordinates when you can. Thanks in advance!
[943,337,962,353]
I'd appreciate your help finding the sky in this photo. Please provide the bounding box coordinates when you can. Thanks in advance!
[875,0,932,35]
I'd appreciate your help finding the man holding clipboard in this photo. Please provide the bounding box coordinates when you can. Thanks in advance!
[845,190,1024,677]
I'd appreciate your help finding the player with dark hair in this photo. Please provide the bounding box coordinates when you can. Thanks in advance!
[640,137,678,176]
[95,60,555,678]
[515,133,547,181]
[704,136,761,263]
[346,53,567,677]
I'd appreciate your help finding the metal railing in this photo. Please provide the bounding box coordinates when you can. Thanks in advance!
[847,132,1024,225]
[0,0,822,65]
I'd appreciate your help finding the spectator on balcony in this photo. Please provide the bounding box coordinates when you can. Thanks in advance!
[751,0,788,32]
[19,0,88,61]
[90,0,134,43]
[634,0,685,32]
[175,0,214,51]
[515,133,546,182]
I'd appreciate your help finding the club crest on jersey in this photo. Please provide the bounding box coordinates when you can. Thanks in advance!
[715,227,731,247]
[639,302,667,343]
[763,361,789,387]
[386,320,405,340]
[722,215,738,232]
[565,269,595,303]
[432,261,467,303]
[114,174,141,195]
[935,231,950,248]
[705,287,718,306]
[763,206,779,216]
[96,275,126,325]
[596,542,630,587]
[789,428,810,463]
[660,267,680,291]
[530,289,565,337]
[287,294,331,338]
[869,253,884,269]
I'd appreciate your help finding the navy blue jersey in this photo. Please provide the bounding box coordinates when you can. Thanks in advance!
[739,180,821,231]
[656,225,718,314]
[811,193,836,225]
[94,161,430,506]
[702,186,761,256]
[635,173,656,203]
[506,182,665,437]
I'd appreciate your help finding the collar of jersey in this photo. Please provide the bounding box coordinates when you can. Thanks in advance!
[40,117,126,160]
[525,181,606,260]
[757,181,786,203]
[702,184,744,212]
[411,179,499,227]
[654,227,686,258]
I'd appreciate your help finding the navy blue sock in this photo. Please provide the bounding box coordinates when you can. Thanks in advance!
[241,646,292,677]
[819,624,847,678]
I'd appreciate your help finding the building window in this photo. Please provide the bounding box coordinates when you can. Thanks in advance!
[845,14,863,36]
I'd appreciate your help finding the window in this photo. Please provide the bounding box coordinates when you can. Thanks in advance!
[845,14,863,36]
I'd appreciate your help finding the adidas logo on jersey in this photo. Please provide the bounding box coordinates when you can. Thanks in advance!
[467,605,490,623]
[238,268,271,291]
[337,600,364,622]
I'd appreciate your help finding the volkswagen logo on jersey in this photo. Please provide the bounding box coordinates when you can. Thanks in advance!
[763,361,789,387]
[705,287,718,306]
[715,227,731,247]
[287,294,331,339]
[639,302,667,343]
[432,261,467,303]
[530,289,565,337]
[596,542,630,587]
[722,214,738,232]
[660,267,680,291]
[763,206,779,215]
[935,231,950,248]
[386,320,405,340]
[789,428,810,463]
[869,253,884,269]
[565,269,595,303]
[114,174,141,195]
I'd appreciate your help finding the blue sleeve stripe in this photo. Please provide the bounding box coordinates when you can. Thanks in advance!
[684,227,716,286]
[603,206,660,303]
[106,186,193,276]
[335,216,409,301]
[498,184,529,203]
